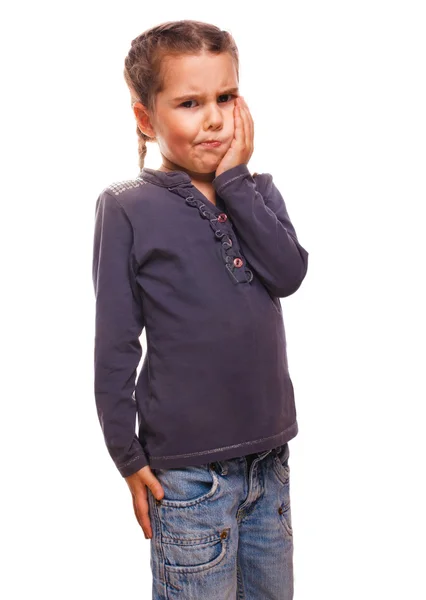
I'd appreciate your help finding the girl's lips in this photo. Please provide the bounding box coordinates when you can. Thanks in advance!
[199,141,222,147]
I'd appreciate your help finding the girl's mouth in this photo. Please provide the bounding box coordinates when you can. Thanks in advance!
[199,141,222,148]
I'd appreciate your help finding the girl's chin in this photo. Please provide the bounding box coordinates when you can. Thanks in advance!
[188,158,221,172]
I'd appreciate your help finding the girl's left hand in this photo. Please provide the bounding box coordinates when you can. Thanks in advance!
[215,96,254,178]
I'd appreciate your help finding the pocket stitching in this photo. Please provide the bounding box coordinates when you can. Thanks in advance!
[158,465,220,508]
[164,528,230,574]
[272,454,290,485]
[278,503,293,536]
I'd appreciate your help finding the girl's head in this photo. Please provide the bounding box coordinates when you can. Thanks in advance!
[123,20,240,175]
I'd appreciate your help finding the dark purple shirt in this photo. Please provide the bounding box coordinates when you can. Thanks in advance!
[92,163,309,477]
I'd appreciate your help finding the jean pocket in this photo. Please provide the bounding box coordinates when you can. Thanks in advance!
[151,464,229,575]
[162,527,231,574]
[278,495,293,537]
[272,443,290,484]
[272,451,293,536]
[152,463,220,508]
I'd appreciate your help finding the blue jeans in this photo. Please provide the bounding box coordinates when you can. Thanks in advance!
[147,443,293,599]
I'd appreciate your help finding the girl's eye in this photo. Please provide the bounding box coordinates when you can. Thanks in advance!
[218,94,234,103]
[179,94,235,109]
[180,100,197,109]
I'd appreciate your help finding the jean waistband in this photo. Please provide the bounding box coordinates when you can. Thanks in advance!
[213,445,283,476]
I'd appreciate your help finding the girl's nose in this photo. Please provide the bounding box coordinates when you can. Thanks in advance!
[203,103,224,127]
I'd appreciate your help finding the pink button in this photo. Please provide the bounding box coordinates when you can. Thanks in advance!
[218,213,228,223]
[233,257,243,267]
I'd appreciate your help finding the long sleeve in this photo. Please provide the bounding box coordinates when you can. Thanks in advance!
[213,164,309,297]
[92,190,148,478]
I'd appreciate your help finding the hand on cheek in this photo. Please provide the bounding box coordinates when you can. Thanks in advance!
[215,96,254,178]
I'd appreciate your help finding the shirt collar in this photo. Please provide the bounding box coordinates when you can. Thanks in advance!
[138,167,193,188]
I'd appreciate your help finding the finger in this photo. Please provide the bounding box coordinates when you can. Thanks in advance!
[234,98,244,145]
[135,489,153,539]
[236,97,250,153]
[142,469,165,502]
[132,485,152,538]
[132,486,153,539]
[241,97,253,126]
[132,493,146,533]
[238,98,252,150]
[132,494,143,530]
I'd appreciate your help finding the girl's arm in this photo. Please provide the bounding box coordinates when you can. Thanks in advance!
[92,191,148,478]
[213,163,309,297]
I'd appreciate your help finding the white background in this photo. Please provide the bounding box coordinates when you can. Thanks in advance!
[1,1,425,598]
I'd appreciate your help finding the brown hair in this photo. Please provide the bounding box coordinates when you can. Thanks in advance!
[123,20,239,170]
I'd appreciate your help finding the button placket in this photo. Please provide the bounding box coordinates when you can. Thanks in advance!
[169,187,253,284]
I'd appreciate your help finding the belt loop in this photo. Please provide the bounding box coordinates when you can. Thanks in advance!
[259,448,273,461]
[213,460,228,475]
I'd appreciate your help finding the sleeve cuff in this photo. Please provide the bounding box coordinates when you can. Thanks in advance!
[213,163,252,194]
[117,453,149,478]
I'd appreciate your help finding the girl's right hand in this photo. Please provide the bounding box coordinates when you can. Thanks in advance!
[125,465,165,539]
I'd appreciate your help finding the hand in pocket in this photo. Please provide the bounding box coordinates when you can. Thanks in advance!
[125,465,164,539]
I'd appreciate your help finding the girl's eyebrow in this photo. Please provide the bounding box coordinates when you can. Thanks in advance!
[172,87,239,102]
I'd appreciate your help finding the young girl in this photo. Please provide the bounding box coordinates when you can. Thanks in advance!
[92,19,309,600]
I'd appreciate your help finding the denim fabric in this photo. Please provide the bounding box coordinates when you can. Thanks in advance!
[147,442,293,599]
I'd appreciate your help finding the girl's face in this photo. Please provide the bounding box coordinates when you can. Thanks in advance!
[137,52,239,180]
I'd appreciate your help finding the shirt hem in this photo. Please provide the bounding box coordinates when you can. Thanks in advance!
[147,421,298,469]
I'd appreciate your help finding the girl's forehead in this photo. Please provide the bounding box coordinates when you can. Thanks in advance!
[160,53,238,94]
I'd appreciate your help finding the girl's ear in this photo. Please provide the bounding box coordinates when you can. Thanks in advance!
[133,101,156,139]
